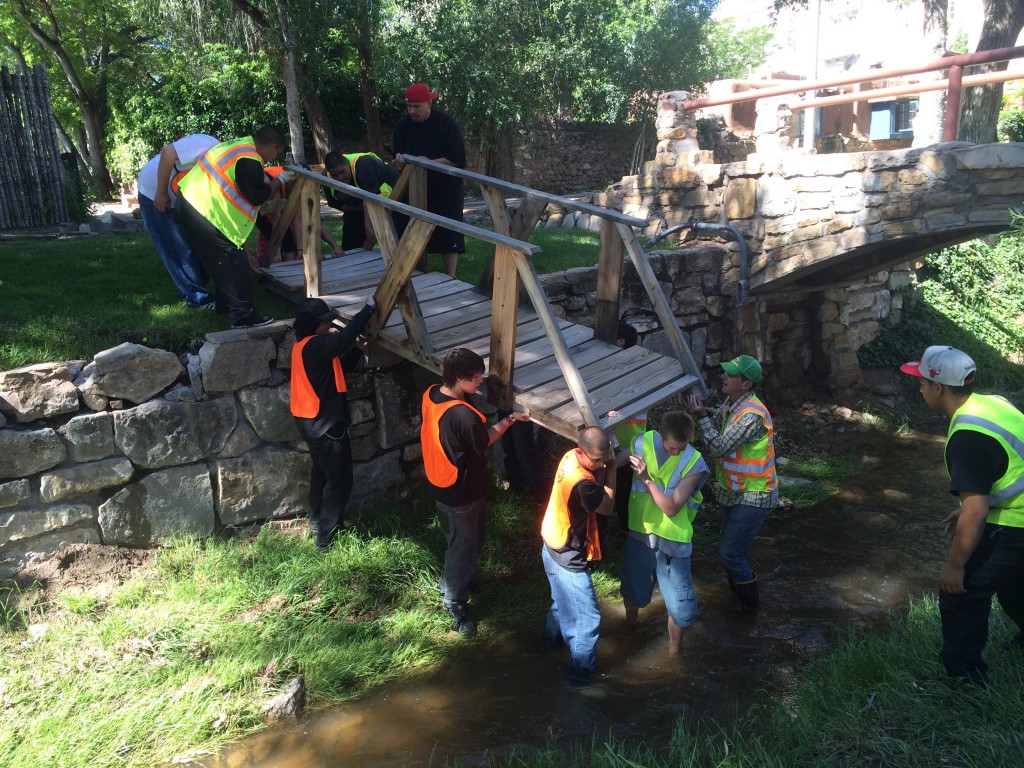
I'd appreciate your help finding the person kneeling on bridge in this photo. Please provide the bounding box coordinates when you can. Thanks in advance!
[540,427,616,685]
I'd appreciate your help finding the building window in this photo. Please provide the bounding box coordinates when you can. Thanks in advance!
[894,100,918,133]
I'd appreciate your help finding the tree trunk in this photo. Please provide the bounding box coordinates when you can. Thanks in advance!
[354,10,384,155]
[957,0,1024,143]
[301,84,338,163]
[912,0,948,147]
[274,0,305,163]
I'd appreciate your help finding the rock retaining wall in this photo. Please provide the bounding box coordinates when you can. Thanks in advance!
[0,325,439,577]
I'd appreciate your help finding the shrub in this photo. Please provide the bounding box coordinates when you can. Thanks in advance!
[997,109,1024,143]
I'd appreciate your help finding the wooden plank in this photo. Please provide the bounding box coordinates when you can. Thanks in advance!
[367,204,432,359]
[398,155,648,227]
[518,346,656,413]
[549,357,686,423]
[617,222,709,398]
[299,178,322,297]
[602,375,701,431]
[449,317,550,358]
[510,249,600,427]
[594,218,625,343]
[513,338,609,390]
[385,289,490,328]
[428,314,494,350]
[504,324,593,370]
[489,244,521,410]
[260,176,307,267]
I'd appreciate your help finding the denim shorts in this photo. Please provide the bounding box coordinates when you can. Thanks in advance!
[620,535,697,627]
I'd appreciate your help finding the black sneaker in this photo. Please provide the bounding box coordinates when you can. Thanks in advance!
[231,314,274,329]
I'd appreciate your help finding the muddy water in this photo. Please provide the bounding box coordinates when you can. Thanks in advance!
[205,430,953,768]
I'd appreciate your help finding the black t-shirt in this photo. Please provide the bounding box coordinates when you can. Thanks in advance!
[293,304,374,441]
[324,157,400,210]
[945,429,1008,497]
[546,473,607,572]
[235,156,274,207]
[392,109,466,218]
[428,387,490,507]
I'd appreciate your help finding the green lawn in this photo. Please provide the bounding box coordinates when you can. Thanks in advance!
[0,223,599,371]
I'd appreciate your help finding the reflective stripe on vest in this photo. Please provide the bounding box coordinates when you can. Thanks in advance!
[948,393,1024,528]
[714,394,777,493]
[345,152,393,196]
[290,336,346,419]
[627,432,703,542]
[541,449,602,562]
[614,411,648,450]
[177,137,263,247]
[420,385,486,489]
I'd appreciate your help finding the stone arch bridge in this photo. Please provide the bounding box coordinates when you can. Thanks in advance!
[601,136,1024,299]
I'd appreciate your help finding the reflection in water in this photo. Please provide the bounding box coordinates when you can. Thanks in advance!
[204,431,950,768]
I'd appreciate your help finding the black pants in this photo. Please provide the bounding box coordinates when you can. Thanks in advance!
[341,206,367,250]
[940,522,1024,681]
[176,196,261,326]
[306,426,354,549]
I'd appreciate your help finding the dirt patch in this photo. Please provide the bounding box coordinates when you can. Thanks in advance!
[10,542,155,604]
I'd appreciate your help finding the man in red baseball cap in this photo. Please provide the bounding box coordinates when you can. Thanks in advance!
[392,82,467,278]
[900,345,1024,685]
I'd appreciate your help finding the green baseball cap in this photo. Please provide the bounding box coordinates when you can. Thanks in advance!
[721,354,763,383]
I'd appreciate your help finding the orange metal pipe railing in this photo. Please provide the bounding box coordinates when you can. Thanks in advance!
[682,44,1024,141]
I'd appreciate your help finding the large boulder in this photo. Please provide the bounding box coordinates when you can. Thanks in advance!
[237,384,300,442]
[198,334,276,393]
[39,458,135,503]
[0,428,66,479]
[58,412,115,462]
[211,446,309,526]
[113,397,237,469]
[350,450,404,508]
[0,363,80,422]
[89,343,185,403]
[98,464,215,546]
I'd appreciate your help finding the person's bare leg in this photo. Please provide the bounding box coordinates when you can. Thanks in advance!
[624,597,639,626]
[667,616,685,654]
[443,251,458,278]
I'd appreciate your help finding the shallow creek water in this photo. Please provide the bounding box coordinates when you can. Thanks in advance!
[204,429,953,768]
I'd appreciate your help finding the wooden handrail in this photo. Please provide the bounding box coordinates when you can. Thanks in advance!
[284,165,540,255]
[398,155,648,227]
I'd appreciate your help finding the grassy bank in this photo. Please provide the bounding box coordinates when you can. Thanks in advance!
[0,224,599,371]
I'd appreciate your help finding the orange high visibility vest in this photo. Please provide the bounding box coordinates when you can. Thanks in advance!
[420,385,486,489]
[541,449,602,562]
[715,394,777,493]
[290,336,346,419]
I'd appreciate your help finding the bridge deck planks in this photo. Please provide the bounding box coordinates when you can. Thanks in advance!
[259,250,700,439]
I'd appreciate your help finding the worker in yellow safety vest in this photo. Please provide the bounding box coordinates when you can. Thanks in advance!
[322,150,400,251]
[620,411,709,653]
[175,125,287,329]
[687,354,777,613]
[901,345,1024,684]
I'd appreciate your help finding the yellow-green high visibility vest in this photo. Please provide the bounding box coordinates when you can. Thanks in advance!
[178,136,263,247]
[714,394,777,493]
[627,431,703,543]
[614,411,648,450]
[345,152,393,197]
[948,393,1024,528]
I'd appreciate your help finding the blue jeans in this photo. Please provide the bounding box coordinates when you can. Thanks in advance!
[940,523,1024,681]
[138,194,212,307]
[542,545,601,676]
[719,503,770,582]
[620,536,697,628]
[437,498,487,608]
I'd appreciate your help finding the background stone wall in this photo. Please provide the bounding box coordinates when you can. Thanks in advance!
[509,123,639,194]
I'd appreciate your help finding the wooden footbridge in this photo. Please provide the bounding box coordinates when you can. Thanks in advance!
[261,158,707,440]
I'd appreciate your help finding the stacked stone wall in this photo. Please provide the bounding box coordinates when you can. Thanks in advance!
[0,326,441,578]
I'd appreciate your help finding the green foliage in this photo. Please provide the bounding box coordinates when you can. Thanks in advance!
[704,18,773,81]
[696,117,717,150]
[859,226,1024,397]
[997,109,1024,143]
